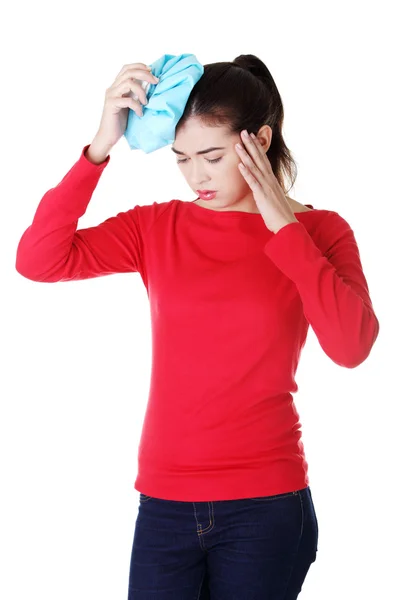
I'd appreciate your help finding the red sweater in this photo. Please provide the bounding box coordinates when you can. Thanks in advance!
[16,144,380,502]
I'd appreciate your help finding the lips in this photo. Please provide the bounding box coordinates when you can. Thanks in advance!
[197,190,217,200]
[197,190,216,194]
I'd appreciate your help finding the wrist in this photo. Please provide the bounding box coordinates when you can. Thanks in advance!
[85,137,112,165]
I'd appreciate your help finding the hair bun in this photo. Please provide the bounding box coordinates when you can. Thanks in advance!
[232,54,270,80]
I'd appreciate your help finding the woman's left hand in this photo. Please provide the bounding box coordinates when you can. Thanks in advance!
[236,129,299,234]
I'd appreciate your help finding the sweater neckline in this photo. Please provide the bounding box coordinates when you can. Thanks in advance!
[182,199,316,218]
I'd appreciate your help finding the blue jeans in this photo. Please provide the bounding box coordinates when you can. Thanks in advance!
[127,486,318,599]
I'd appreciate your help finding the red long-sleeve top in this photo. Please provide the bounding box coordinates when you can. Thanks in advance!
[15,144,380,501]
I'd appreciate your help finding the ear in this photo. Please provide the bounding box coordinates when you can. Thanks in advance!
[255,125,272,152]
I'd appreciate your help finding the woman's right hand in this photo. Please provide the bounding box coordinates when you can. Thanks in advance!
[95,62,159,150]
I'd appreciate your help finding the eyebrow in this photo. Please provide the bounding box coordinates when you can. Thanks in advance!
[171,146,226,156]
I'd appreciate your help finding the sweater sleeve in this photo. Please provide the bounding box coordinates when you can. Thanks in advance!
[263,214,380,368]
[15,145,144,282]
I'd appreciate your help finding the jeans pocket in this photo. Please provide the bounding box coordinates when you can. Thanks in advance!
[248,490,299,502]
[139,492,153,503]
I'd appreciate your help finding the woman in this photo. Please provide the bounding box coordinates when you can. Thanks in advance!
[16,55,380,599]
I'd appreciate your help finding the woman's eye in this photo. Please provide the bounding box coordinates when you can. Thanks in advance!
[177,157,222,165]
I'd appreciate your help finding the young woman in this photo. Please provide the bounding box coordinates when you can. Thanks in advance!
[16,55,380,599]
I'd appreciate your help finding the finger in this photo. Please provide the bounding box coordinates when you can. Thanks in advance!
[249,132,273,173]
[235,143,261,177]
[240,131,270,175]
[238,162,262,190]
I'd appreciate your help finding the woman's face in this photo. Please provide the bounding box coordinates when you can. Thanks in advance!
[173,117,270,212]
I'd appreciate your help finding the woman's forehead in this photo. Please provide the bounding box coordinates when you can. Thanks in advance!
[174,121,232,147]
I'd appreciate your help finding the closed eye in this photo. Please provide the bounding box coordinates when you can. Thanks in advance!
[177,157,222,164]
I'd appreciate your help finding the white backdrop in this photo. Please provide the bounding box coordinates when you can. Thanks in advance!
[2,0,397,598]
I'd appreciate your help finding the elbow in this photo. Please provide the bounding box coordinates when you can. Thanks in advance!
[338,314,380,369]
[341,354,368,369]
[15,233,39,281]
[15,237,61,283]
[15,250,41,282]
[330,350,370,369]
[15,263,44,282]
[15,252,35,281]
[336,337,379,370]
[15,253,55,282]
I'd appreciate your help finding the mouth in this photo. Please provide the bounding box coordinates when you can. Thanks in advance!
[197,190,217,200]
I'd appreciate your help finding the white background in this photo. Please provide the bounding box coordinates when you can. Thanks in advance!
[2,0,398,598]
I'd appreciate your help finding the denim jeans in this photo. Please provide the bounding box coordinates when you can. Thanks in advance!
[127,486,318,599]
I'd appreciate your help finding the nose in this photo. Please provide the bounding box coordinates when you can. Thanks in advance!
[190,162,212,188]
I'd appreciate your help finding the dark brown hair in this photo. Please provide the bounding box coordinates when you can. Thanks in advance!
[175,54,298,195]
